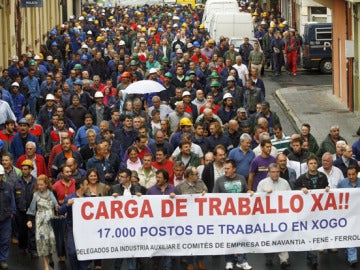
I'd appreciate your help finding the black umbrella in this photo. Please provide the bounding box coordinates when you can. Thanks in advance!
[50,215,66,257]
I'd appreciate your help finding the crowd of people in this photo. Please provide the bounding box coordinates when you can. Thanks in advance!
[0,1,357,270]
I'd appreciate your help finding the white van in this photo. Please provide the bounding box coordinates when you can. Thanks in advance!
[202,0,239,30]
[208,12,254,42]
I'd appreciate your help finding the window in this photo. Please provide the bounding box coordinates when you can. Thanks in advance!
[315,28,332,40]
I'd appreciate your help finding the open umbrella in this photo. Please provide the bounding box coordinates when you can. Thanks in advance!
[123,80,166,94]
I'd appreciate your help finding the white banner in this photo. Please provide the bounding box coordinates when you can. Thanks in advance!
[73,189,360,260]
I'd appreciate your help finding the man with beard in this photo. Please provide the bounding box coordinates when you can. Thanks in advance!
[10,118,40,164]
[202,145,227,192]
[317,125,347,158]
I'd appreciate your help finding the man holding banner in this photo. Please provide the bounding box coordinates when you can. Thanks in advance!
[213,159,253,270]
[257,163,291,269]
[59,178,90,270]
[295,155,329,269]
[337,165,360,267]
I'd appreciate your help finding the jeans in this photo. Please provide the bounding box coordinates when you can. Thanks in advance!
[28,96,37,117]
[114,258,137,270]
[306,250,317,263]
[225,253,248,264]
[347,247,358,263]
[0,218,11,262]
[67,228,89,270]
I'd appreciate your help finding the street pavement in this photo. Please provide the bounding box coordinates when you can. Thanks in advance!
[276,84,359,146]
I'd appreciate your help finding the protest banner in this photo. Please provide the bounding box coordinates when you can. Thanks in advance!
[73,189,360,260]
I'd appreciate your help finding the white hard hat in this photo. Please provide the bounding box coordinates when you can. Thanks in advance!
[149,68,157,74]
[182,91,191,97]
[223,93,233,100]
[11,82,20,87]
[79,16,85,21]
[94,91,104,98]
[119,40,126,46]
[81,44,89,49]
[46,94,55,101]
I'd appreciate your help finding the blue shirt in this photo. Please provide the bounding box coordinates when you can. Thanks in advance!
[228,147,255,179]
[22,76,40,97]
[146,184,179,195]
[337,178,360,188]
[74,125,100,148]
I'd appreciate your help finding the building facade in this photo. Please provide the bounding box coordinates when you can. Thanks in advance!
[0,0,75,71]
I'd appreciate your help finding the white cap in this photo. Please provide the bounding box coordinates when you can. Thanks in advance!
[11,82,19,87]
[187,43,193,48]
[119,40,126,46]
[34,55,41,60]
[226,75,235,81]
[46,94,55,101]
[79,16,84,21]
[46,55,53,61]
[87,30,92,35]
[149,68,157,74]
[182,91,191,97]
[176,49,183,54]
[173,23,178,28]
[11,55,19,62]
[223,93,233,100]
[81,44,89,49]
[94,92,104,98]
[88,17,94,22]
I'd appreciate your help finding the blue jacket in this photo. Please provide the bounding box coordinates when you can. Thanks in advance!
[0,181,16,221]
[13,175,36,212]
[86,156,115,185]
[10,133,40,163]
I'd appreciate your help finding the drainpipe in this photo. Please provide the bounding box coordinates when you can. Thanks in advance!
[15,0,22,57]
[346,2,353,111]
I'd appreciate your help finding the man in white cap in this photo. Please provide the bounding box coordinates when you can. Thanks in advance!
[37,93,57,131]
[8,56,19,80]
[88,92,111,126]
[10,82,26,122]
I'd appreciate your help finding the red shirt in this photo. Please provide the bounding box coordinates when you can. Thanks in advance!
[29,124,43,139]
[0,130,16,142]
[152,160,175,185]
[53,179,76,204]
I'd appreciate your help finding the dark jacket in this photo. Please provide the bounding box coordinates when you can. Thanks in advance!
[0,181,16,221]
[109,183,140,196]
[333,157,360,178]
[201,162,216,193]
[51,151,83,178]
[65,105,88,129]
[295,171,328,190]
[13,175,36,212]
[88,103,111,126]
[10,133,41,164]
[86,156,115,185]
[317,134,347,158]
